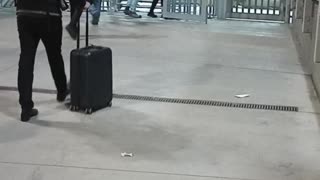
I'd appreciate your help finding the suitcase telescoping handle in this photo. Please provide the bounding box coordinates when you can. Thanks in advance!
[76,8,89,49]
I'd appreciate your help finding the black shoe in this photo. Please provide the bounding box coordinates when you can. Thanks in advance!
[148,12,157,18]
[128,11,142,18]
[124,7,130,15]
[57,89,70,102]
[21,109,38,122]
[91,17,99,25]
[66,24,77,40]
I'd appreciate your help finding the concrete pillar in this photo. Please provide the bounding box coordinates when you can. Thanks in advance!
[302,0,312,33]
[216,0,232,19]
[295,0,304,19]
[314,5,320,63]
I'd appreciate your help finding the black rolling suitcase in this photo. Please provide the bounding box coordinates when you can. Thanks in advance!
[69,9,112,114]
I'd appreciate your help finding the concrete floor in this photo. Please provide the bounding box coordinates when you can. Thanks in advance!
[0,8,320,180]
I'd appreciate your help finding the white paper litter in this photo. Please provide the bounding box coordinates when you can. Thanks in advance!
[235,94,250,98]
[121,152,133,157]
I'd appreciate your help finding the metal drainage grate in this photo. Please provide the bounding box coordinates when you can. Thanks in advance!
[113,94,299,112]
[0,86,299,112]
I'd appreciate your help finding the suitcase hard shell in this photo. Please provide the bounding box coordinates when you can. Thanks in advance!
[69,10,112,114]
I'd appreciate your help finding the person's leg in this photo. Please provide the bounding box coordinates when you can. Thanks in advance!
[66,0,86,39]
[124,0,133,15]
[89,0,101,25]
[128,0,141,18]
[41,17,68,102]
[69,0,78,18]
[130,0,139,12]
[17,16,40,121]
[148,0,159,17]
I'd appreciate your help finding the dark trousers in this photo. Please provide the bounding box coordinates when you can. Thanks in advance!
[69,0,86,15]
[17,15,67,110]
[69,0,86,26]
[149,0,163,13]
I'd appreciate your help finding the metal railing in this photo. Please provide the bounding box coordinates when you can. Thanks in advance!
[65,0,215,20]
[0,0,14,8]
[207,0,216,18]
[101,0,216,18]
[230,0,285,21]
[232,0,282,15]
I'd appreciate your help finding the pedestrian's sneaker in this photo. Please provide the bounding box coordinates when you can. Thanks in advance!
[124,7,130,15]
[57,89,70,102]
[129,11,142,18]
[91,16,99,25]
[21,108,38,122]
[148,12,157,18]
[66,24,77,40]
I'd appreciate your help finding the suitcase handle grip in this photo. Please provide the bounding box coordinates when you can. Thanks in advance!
[76,8,89,49]
[85,8,89,47]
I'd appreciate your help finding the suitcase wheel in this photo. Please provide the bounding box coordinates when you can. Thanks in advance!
[70,105,79,112]
[108,102,112,107]
[85,108,93,114]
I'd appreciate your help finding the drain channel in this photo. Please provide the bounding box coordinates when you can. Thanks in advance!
[0,86,299,112]
[113,94,298,112]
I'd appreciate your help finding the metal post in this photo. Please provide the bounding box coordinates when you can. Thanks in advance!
[163,0,169,16]
[254,0,258,13]
[279,0,286,21]
[314,4,320,63]
[273,0,276,15]
[216,0,231,19]
[267,0,271,15]
[285,0,290,23]
[201,0,208,23]
[302,0,312,33]
[290,0,296,20]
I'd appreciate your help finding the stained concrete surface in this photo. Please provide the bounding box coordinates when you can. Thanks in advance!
[0,8,320,180]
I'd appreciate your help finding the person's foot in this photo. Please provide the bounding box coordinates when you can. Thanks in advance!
[148,12,157,18]
[128,11,142,18]
[57,89,70,102]
[124,7,130,15]
[21,108,38,122]
[163,16,178,20]
[66,24,77,40]
[91,16,99,25]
